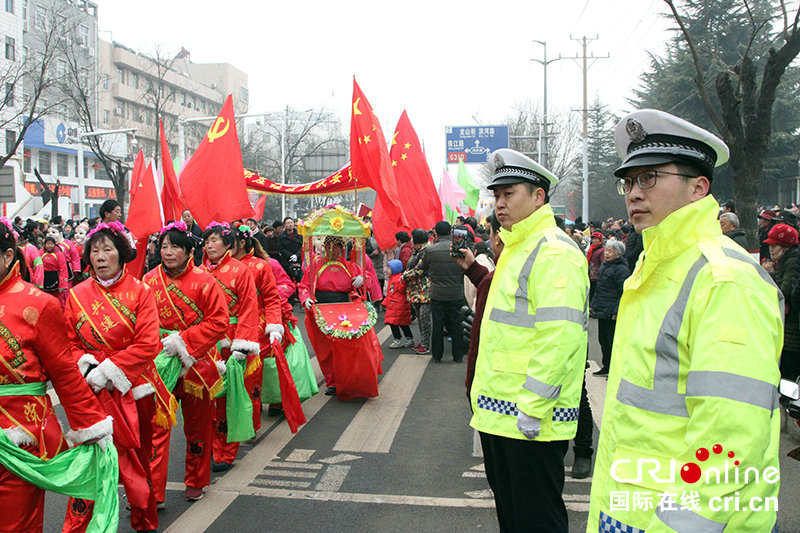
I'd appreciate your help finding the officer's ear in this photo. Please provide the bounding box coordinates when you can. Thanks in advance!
[690,175,711,201]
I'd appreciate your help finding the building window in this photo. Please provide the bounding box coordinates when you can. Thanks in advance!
[56,153,67,176]
[5,36,14,61]
[34,5,44,30]
[21,0,26,22]
[117,66,124,84]
[5,0,12,13]
[181,92,186,106]
[102,73,108,90]
[5,130,14,155]
[79,67,87,88]
[4,83,13,107]
[38,150,50,174]
[102,109,109,124]
[21,46,27,61]
[131,72,138,89]
[115,101,124,117]
[23,148,30,173]
[78,24,88,47]
[83,156,88,178]
[240,87,249,104]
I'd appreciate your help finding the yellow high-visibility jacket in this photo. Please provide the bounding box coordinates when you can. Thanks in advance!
[588,195,783,533]
[470,203,589,441]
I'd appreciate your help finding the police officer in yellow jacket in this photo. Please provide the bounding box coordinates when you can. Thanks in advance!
[471,149,589,532]
[588,109,783,532]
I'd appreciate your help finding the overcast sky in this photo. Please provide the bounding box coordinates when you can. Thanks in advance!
[95,0,673,178]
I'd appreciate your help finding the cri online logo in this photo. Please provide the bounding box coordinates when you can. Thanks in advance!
[610,443,780,485]
[680,444,736,483]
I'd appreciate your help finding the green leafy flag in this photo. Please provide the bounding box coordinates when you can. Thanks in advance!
[457,160,479,210]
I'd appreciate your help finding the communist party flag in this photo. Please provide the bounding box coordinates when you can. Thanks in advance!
[159,119,185,223]
[373,110,441,238]
[180,94,254,229]
[128,149,145,202]
[126,159,163,278]
[350,78,407,249]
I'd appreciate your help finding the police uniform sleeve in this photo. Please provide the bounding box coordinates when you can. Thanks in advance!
[647,268,782,531]
[516,241,588,419]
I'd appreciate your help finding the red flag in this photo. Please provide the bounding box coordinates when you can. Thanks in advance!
[374,110,442,239]
[159,119,185,223]
[126,160,162,240]
[179,94,254,229]
[350,78,407,249]
[128,150,145,202]
[254,194,267,220]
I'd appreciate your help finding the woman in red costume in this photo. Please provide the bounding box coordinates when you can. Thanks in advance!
[143,221,229,504]
[231,224,283,429]
[63,221,166,533]
[202,221,261,472]
[0,217,112,533]
[299,236,381,399]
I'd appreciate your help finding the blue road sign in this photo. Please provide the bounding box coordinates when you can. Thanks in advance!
[445,125,509,163]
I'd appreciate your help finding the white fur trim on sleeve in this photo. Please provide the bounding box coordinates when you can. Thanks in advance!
[264,324,284,336]
[3,426,36,447]
[162,332,196,368]
[65,415,113,447]
[216,360,227,376]
[218,338,232,350]
[96,358,132,395]
[77,353,100,376]
[131,383,155,400]
[231,339,260,356]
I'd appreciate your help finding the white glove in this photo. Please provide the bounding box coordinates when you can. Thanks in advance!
[96,433,112,452]
[303,298,315,310]
[517,412,541,440]
[352,275,364,288]
[289,254,297,262]
[269,331,283,344]
[85,367,110,393]
[231,350,247,361]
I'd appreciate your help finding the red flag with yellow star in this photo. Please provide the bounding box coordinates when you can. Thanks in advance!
[374,110,442,238]
[350,78,407,249]
[180,94,254,229]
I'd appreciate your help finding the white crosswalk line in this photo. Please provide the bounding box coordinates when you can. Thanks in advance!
[251,478,312,489]
[259,469,318,479]
[585,360,607,428]
[285,449,315,462]
[314,464,350,491]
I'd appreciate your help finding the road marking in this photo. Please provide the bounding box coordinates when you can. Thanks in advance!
[163,386,333,533]
[472,429,483,458]
[465,489,493,499]
[285,449,315,462]
[47,388,60,407]
[377,325,391,344]
[333,354,429,453]
[266,461,323,470]
[251,478,311,489]
[259,469,318,479]
[314,464,350,491]
[585,361,607,428]
[462,472,485,478]
[319,453,361,464]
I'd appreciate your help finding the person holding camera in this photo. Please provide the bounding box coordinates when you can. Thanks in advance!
[416,221,467,363]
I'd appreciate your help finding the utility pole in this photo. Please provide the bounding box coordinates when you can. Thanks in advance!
[530,41,566,170]
[569,35,608,222]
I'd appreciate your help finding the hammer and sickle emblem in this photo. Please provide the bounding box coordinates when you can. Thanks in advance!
[207,117,230,143]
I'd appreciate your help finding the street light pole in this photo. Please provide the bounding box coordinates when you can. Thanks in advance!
[530,41,565,169]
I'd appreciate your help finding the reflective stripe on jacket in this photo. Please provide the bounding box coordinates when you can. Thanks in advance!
[470,203,589,441]
[587,195,783,533]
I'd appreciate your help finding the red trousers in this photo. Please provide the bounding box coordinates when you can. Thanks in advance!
[212,354,261,464]
[63,395,158,532]
[150,380,215,502]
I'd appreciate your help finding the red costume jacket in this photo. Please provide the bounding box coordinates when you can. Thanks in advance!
[65,268,173,426]
[21,243,43,288]
[269,257,296,302]
[240,253,283,347]
[0,263,108,457]
[298,256,364,302]
[39,250,68,291]
[143,261,229,398]
[57,239,81,277]
[203,252,261,359]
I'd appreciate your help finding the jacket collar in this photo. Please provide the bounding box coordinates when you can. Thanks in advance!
[91,264,127,289]
[640,195,721,264]
[205,249,232,271]
[499,204,555,247]
[163,258,193,280]
[0,261,21,292]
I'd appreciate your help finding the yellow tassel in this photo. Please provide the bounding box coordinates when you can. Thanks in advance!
[183,379,204,399]
[208,378,223,399]
[244,355,263,378]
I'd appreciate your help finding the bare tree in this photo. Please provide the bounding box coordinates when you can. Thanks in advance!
[664,0,800,245]
[140,47,178,161]
[0,2,75,167]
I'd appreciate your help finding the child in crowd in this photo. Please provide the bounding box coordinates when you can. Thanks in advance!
[40,236,68,306]
[384,259,414,348]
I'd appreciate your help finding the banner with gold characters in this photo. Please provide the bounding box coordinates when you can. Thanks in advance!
[244,164,372,196]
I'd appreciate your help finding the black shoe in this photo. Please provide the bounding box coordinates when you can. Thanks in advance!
[324,386,337,396]
[571,457,592,479]
[431,358,441,364]
[268,406,283,417]
[212,461,232,472]
[593,367,609,376]
[454,358,463,363]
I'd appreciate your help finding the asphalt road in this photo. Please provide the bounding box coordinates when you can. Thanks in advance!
[40,311,800,532]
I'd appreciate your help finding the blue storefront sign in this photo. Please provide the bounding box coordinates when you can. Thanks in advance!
[445,125,509,163]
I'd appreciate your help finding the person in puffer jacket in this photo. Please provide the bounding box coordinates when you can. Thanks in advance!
[384,260,414,349]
